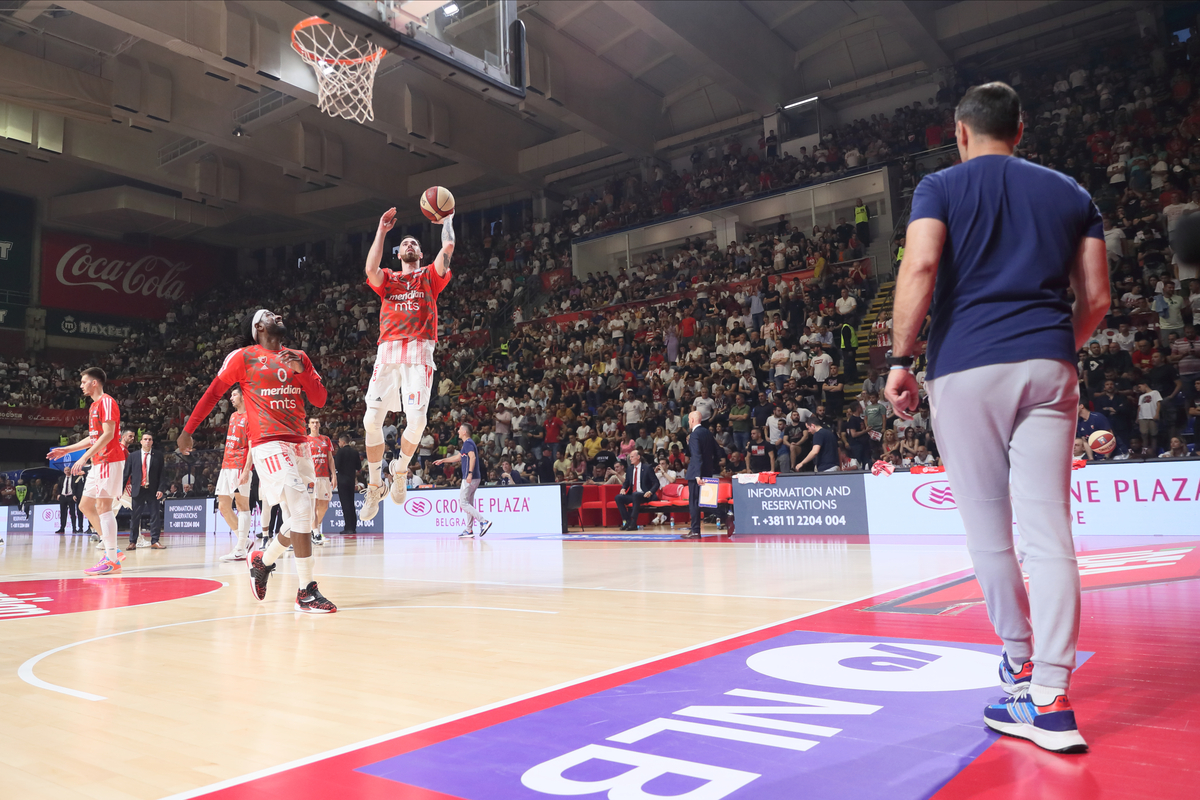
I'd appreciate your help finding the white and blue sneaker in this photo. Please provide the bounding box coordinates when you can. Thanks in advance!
[983,685,1088,753]
[999,651,1034,695]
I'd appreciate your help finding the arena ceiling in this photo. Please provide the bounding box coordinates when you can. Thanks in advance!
[0,0,1140,249]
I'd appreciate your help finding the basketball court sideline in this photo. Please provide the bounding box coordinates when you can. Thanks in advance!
[1,531,1197,799]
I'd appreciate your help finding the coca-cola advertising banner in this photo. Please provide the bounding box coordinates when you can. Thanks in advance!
[0,407,86,427]
[40,231,230,318]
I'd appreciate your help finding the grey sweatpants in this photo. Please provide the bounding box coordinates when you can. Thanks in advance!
[459,477,487,531]
[927,359,1080,690]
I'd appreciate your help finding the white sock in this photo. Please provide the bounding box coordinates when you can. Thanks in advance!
[396,449,413,474]
[295,555,314,589]
[262,536,288,567]
[312,526,321,538]
[236,511,250,550]
[99,511,118,561]
[1029,684,1065,705]
[368,461,382,486]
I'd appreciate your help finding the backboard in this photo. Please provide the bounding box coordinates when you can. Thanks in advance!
[284,0,526,103]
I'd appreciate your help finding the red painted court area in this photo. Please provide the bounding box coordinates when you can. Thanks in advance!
[185,541,1200,800]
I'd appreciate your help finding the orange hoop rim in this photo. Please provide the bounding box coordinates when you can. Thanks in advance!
[291,16,385,66]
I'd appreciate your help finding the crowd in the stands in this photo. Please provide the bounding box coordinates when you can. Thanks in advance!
[6,33,1200,499]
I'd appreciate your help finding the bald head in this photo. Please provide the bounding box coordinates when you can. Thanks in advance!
[688,411,702,429]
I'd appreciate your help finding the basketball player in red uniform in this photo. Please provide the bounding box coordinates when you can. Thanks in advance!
[48,367,127,575]
[216,386,254,561]
[178,309,336,613]
[307,416,335,546]
[359,206,454,521]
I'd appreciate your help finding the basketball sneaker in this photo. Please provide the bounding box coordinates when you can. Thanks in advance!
[219,549,247,562]
[1000,651,1034,694]
[983,685,1088,753]
[136,537,151,549]
[84,552,125,575]
[389,461,408,505]
[458,529,475,538]
[360,482,386,521]
[247,551,276,601]
[312,532,325,546]
[295,581,337,613]
[479,520,493,538]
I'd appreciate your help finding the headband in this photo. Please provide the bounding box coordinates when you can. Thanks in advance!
[251,309,270,343]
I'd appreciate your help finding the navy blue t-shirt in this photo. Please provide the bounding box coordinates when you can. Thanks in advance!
[909,156,1103,380]
[460,438,481,480]
[812,427,839,471]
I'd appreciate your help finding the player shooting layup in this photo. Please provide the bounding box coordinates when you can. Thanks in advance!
[178,309,337,613]
[359,206,454,521]
[216,386,253,561]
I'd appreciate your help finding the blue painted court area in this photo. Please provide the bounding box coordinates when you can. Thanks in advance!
[358,631,1091,800]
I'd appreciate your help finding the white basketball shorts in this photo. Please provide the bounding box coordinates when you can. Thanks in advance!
[82,460,124,500]
[366,361,434,417]
[215,467,251,497]
[251,440,315,510]
[312,477,333,502]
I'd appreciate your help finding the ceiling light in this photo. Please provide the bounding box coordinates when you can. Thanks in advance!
[784,97,818,110]
[443,3,459,16]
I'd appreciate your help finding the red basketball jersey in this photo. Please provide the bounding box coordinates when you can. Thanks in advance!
[216,345,319,445]
[221,411,250,470]
[371,265,451,345]
[88,393,126,465]
[307,434,333,478]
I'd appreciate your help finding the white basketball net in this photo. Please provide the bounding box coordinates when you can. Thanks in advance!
[292,18,385,124]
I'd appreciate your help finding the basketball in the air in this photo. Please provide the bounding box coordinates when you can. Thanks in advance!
[420,186,455,222]
[1088,430,1116,455]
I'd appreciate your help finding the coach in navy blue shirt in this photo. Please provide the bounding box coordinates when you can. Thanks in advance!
[885,82,1108,753]
[434,424,492,538]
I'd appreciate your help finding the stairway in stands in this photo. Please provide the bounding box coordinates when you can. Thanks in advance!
[846,276,896,397]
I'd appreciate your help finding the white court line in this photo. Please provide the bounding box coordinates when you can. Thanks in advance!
[157,565,973,800]
[18,605,556,702]
[318,572,846,602]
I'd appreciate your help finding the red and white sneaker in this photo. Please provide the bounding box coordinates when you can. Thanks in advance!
[247,550,276,601]
[295,581,337,613]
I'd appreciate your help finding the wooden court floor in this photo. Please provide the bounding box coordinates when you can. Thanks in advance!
[0,528,970,799]
[1,530,1195,800]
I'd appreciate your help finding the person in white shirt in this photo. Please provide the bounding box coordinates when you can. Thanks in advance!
[1102,217,1125,266]
[692,388,716,422]
[810,346,833,382]
[1112,322,1136,351]
[835,288,857,317]
[622,391,647,427]
[665,411,682,434]
[1136,380,1162,451]
[770,346,791,390]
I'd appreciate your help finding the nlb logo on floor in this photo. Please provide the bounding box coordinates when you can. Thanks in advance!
[357,632,1086,799]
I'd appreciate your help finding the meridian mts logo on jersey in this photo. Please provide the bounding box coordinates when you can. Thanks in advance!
[912,480,955,510]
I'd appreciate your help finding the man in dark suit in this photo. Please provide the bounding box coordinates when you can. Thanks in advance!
[616,449,658,531]
[124,433,167,549]
[333,434,362,533]
[56,471,83,534]
[684,410,718,538]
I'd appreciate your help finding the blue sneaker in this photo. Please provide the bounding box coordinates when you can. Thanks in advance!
[999,651,1033,695]
[983,686,1088,753]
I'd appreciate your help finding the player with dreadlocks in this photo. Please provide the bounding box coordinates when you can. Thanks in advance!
[178,309,336,613]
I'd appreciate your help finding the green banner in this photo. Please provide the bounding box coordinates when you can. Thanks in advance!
[0,191,35,296]
[45,307,135,341]
[0,301,25,329]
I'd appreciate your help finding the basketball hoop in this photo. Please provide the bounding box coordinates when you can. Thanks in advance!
[291,16,385,124]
